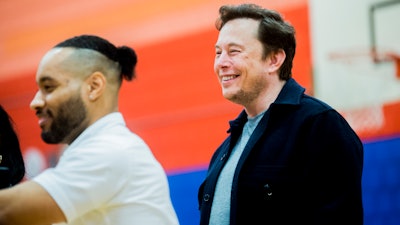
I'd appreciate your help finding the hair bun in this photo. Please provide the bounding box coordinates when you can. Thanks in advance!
[116,46,137,81]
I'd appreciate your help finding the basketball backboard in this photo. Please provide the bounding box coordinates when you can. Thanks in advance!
[310,0,400,109]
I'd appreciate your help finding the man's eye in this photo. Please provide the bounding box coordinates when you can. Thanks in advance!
[43,85,55,92]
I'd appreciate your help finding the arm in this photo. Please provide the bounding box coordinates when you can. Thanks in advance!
[0,180,66,225]
[304,110,363,224]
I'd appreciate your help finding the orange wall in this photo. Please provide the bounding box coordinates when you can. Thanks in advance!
[0,0,308,81]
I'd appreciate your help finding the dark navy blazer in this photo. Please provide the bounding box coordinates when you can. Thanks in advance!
[198,78,364,225]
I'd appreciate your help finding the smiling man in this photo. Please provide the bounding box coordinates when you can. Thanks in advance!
[0,35,179,225]
[198,4,364,225]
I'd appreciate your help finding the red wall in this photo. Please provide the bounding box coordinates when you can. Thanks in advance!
[0,4,312,172]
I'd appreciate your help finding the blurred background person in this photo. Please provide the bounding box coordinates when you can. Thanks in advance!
[0,105,25,189]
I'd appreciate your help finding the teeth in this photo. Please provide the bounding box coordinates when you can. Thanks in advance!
[222,75,237,81]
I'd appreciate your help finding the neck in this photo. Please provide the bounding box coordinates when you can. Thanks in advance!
[244,79,286,118]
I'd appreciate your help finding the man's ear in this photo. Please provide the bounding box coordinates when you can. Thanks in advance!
[86,72,106,101]
[267,49,286,74]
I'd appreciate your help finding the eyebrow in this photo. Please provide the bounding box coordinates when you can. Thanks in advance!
[215,42,243,49]
[38,76,56,84]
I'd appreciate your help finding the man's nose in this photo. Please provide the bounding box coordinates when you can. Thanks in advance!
[215,51,231,69]
[30,91,45,111]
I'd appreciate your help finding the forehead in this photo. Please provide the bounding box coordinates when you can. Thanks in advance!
[39,48,74,69]
[35,48,80,83]
[217,18,260,45]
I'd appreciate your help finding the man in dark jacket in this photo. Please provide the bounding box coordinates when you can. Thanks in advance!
[198,3,363,225]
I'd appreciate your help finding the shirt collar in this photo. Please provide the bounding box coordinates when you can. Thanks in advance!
[68,112,125,148]
[273,78,305,106]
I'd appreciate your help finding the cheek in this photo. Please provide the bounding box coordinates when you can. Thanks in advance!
[213,60,219,74]
[47,88,78,107]
[45,93,61,105]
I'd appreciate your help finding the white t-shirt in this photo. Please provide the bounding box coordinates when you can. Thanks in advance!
[34,112,179,225]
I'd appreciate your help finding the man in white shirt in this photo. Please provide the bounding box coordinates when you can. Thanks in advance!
[0,35,179,225]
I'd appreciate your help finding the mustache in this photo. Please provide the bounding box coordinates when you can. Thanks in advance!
[35,108,53,118]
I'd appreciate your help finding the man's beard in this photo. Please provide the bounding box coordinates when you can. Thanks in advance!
[225,77,266,107]
[41,95,87,144]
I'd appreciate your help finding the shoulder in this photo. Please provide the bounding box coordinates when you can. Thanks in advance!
[75,113,151,155]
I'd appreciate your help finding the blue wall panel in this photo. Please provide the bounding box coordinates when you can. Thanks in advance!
[363,136,400,225]
[168,169,207,225]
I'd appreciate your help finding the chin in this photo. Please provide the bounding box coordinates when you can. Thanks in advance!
[223,90,238,100]
[223,94,237,102]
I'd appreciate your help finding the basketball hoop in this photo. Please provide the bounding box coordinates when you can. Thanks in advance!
[386,52,400,78]
[328,48,400,79]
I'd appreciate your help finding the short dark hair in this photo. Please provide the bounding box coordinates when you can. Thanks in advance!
[216,4,296,80]
[55,35,138,82]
